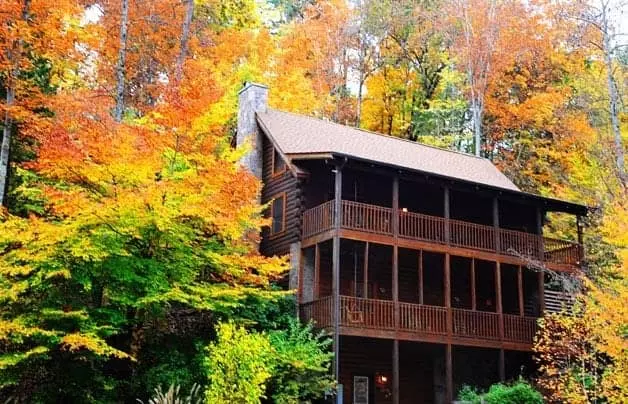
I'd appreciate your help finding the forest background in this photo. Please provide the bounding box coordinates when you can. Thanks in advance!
[0,0,626,402]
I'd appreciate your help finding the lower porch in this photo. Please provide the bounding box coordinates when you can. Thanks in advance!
[338,336,535,404]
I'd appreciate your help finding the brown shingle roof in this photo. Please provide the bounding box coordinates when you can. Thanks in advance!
[257,109,520,192]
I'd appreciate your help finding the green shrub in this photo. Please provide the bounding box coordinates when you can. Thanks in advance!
[205,323,274,403]
[204,319,334,403]
[458,379,543,404]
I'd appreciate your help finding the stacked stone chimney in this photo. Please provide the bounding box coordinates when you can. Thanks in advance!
[236,82,268,179]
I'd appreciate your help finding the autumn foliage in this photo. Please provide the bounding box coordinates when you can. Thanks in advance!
[0,0,626,402]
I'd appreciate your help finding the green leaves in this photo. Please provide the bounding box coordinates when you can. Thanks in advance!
[204,319,334,404]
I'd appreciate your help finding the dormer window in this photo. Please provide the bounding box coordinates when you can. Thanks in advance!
[272,148,286,176]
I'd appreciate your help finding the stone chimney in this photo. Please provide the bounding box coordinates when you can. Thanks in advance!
[237,82,268,179]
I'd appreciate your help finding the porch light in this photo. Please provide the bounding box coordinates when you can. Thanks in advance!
[402,207,408,212]
[375,373,389,387]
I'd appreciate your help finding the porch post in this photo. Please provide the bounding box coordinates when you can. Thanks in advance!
[314,243,320,299]
[536,207,544,260]
[392,176,399,327]
[537,207,546,314]
[446,343,453,403]
[393,339,400,404]
[471,258,476,311]
[444,187,450,244]
[518,265,524,316]
[493,197,500,253]
[332,164,342,384]
[495,261,504,340]
[363,242,369,298]
[445,253,452,335]
[419,250,424,305]
[499,349,505,382]
[576,215,584,263]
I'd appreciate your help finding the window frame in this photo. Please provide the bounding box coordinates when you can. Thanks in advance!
[271,148,287,177]
[269,192,287,238]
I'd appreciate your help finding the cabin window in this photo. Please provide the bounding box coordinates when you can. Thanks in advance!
[272,149,286,176]
[270,193,286,235]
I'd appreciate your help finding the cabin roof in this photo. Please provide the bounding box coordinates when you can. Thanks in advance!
[256,108,588,215]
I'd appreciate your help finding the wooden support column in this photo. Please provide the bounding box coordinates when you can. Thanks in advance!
[495,262,504,340]
[471,258,476,311]
[418,250,424,305]
[445,253,452,335]
[536,207,544,260]
[314,243,320,299]
[393,176,399,236]
[444,187,450,244]
[332,164,342,382]
[363,242,369,298]
[537,206,546,315]
[392,177,399,327]
[493,197,500,253]
[446,344,453,404]
[518,265,524,316]
[576,215,584,262]
[393,339,400,404]
[499,349,506,382]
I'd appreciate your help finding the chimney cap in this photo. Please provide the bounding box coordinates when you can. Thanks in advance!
[238,81,268,95]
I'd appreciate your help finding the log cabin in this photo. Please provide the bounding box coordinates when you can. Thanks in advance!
[236,82,586,404]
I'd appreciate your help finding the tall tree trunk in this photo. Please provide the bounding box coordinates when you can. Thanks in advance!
[0,88,15,207]
[0,0,31,207]
[114,0,129,122]
[356,78,363,128]
[175,0,194,83]
[601,2,627,188]
[471,97,483,157]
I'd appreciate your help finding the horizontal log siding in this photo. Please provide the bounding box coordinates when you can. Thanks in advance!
[260,136,302,256]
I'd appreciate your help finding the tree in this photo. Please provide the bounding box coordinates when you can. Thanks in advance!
[114,0,129,122]
[535,200,628,403]
[550,0,628,188]
[0,0,81,206]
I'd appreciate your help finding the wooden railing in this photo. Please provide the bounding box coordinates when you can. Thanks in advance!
[341,200,392,234]
[500,228,543,259]
[301,296,538,346]
[399,302,447,335]
[301,200,581,267]
[450,218,495,251]
[504,314,538,344]
[301,200,334,238]
[544,237,581,266]
[452,308,500,340]
[399,211,445,243]
[299,296,333,328]
[340,295,395,330]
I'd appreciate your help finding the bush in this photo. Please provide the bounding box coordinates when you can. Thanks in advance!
[457,379,543,404]
[204,319,334,403]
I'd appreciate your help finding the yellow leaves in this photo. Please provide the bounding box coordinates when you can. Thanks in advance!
[0,320,56,343]
[61,333,132,360]
[44,269,72,280]
[0,346,49,371]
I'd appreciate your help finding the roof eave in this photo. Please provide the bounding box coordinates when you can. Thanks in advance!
[317,152,589,216]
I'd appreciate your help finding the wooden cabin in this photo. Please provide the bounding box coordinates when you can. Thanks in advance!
[236,82,586,404]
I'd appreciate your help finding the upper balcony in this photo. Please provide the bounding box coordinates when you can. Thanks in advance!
[302,199,582,270]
